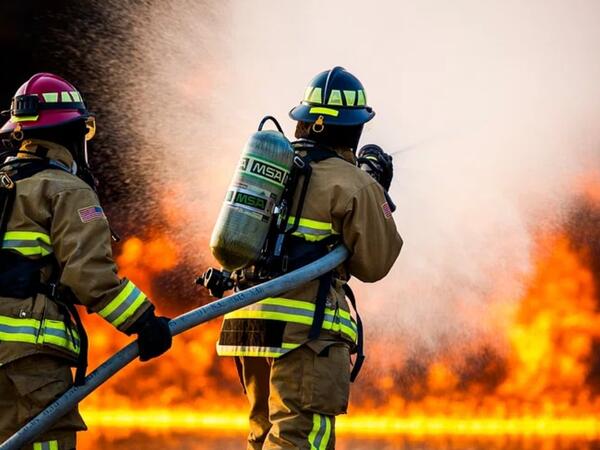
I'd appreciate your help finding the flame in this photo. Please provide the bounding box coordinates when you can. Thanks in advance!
[76,189,600,441]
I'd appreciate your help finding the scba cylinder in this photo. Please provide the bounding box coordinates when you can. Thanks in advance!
[210,129,294,272]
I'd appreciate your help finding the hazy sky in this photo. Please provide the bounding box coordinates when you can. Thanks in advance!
[103,0,600,357]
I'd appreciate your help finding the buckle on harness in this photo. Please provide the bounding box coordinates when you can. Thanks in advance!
[0,172,14,190]
[48,283,58,299]
[293,155,305,169]
[282,255,289,273]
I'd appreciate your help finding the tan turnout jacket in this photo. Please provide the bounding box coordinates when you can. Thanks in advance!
[217,144,403,357]
[0,140,151,365]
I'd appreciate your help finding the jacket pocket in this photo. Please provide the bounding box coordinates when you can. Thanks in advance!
[301,343,351,416]
[5,356,72,424]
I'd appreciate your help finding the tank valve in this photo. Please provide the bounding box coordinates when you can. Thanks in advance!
[196,267,235,298]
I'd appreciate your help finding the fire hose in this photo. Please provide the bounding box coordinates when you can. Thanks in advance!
[0,245,350,450]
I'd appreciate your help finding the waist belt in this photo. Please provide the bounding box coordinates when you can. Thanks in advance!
[0,251,89,386]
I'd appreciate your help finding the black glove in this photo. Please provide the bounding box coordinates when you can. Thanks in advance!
[357,144,394,191]
[129,308,173,362]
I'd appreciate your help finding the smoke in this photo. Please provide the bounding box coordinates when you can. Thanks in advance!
[83,1,600,359]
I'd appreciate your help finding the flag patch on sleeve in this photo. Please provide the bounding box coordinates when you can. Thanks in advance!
[381,201,392,219]
[78,205,105,223]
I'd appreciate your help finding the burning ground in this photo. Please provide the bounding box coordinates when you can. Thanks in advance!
[73,181,600,442]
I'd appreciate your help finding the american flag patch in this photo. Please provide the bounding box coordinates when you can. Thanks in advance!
[78,205,105,223]
[381,202,392,219]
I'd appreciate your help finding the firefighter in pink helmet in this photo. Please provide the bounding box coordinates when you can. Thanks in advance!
[0,73,172,449]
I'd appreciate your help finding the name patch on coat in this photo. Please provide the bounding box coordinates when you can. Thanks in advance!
[381,201,392,219]
[78,205,106,223]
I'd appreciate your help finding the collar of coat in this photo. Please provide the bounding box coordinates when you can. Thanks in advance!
[17,139,76,172]
[334,147,357,165]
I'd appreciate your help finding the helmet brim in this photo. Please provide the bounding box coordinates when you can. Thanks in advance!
[289,103,375,126]
[0,110,89,136]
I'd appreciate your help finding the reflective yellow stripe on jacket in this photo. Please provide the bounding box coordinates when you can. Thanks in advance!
[98,280,147,328]
[223,297,358,343]
[0,314,80,354]
[287,216,338,242]
[216,342,301,358]
[33,440,59,450]
[1,231,53,256]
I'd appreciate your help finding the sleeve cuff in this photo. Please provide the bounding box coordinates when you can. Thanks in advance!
[97,280,152,332]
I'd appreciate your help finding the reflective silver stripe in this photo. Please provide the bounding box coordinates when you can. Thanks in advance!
[244,303,314,318]
[294,225,332,237]
[2,239,50,249]
[313,415,328,449]
[0,323,38,335]
[44,326,80,347]
[0,315,79,353]
[216,344,290,357]
[1,239,53,255]
[103,286,142,324]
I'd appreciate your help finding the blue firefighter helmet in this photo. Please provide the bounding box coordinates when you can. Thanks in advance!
[289,67,375,127]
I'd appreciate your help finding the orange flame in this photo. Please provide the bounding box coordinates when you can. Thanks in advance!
[77,189,600,441]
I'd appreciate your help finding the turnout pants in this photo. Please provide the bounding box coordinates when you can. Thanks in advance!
[239,342,351,450]
[0,355,86,450]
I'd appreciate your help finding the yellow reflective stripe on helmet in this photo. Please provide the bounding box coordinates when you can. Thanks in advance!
[70,91,82,102]
[10,115,39,123]
[307,87,323,104]
[309,414,332,450]
[304,86,314,102]
[98,281,148,328]
[357,90,366,106]
[308,107,339,117]
[0,315,80,354]
[2,231,53,256]
[344,90,356,106]
[61,91,73,102]
[42,93,59,103]
[327,90,343,106]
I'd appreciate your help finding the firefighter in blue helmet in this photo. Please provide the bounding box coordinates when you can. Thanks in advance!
[216,67,403,449]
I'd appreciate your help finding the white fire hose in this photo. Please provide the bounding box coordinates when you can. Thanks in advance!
[0,245,349,450]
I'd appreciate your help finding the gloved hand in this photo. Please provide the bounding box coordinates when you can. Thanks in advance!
[129,308,173,362]
[357,144,394,191]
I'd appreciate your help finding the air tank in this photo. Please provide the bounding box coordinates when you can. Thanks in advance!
[210,121,294,273]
